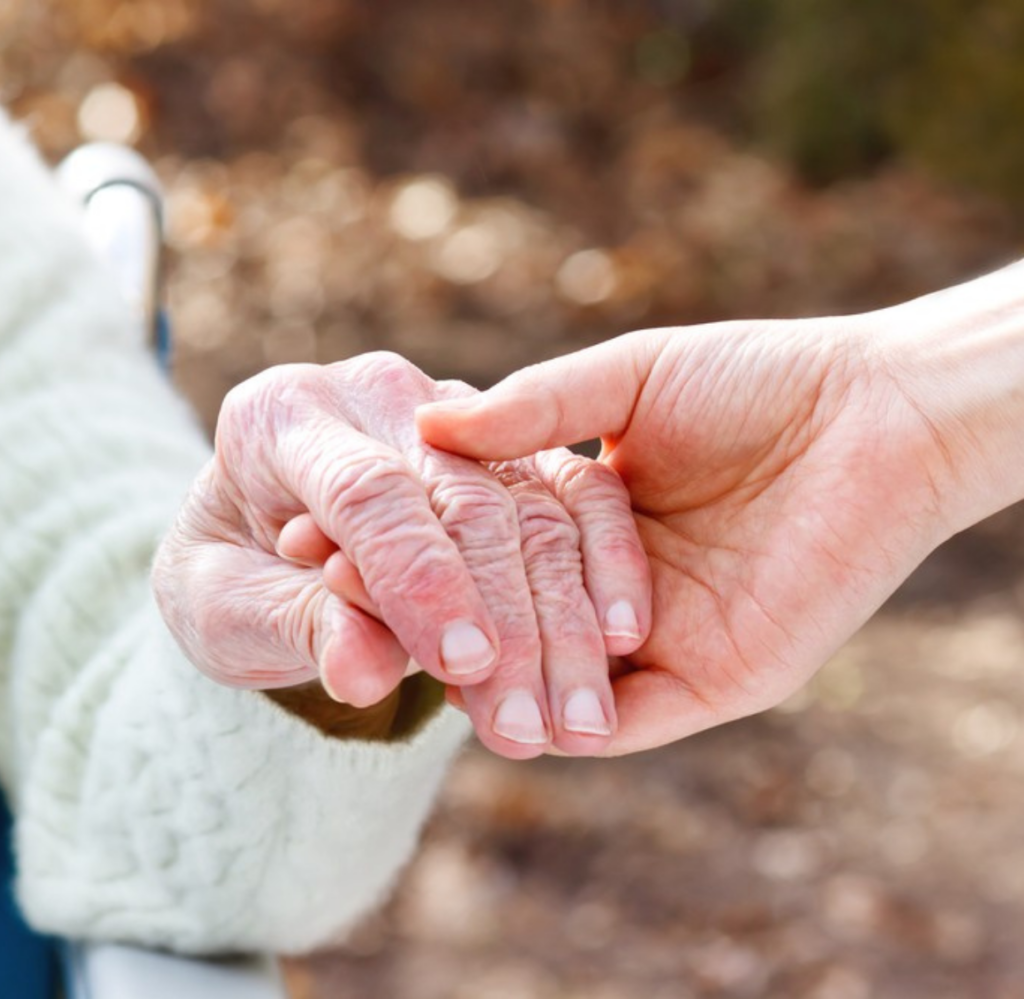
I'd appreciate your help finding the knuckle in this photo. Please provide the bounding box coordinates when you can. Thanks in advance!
[354,350,410,374]
[358,531,468,644]
[391,538,462,603]
[431,476,518,539]
[318,451,415,528]
[436,377,475,399]
[218,364,325,459]
[216,382,261,456]
[484,458,530,489]
[220,364,320,426]
[219,370,269,421]
[549,453,628,506]
[586,527,647,571]
[314,455,488,624]
[517,501,581,558]
[342,351,429,398]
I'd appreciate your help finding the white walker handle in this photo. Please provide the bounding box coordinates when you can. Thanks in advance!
[57,143,164,344]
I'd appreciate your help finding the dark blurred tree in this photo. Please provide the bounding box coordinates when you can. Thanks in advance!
[711,0,1024,203]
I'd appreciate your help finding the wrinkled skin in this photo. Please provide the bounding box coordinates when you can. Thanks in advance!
[153,352,652,760]
[419,314,958,755]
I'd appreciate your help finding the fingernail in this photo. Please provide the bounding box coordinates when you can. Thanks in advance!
[493,691,548,745]
[319,640,346,703]
[604,600,641,640]
[321,675,346,704]
[562,689,612,736]
[318,608,344,702]
[440,621,496,676]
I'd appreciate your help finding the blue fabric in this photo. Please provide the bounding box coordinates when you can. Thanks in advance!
[155,309,172,370]
[0,796,58,998]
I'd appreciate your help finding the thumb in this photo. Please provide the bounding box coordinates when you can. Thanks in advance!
[416,330,662,460]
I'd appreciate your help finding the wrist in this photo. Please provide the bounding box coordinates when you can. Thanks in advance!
[868,261,1024,536]
[262,673,445,742]
[263,681,401,740]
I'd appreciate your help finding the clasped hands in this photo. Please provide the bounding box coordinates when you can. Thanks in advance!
[154,352,651,760]
[156,306,964,759]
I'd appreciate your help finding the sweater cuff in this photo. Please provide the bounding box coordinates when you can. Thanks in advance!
[16,606,473,954]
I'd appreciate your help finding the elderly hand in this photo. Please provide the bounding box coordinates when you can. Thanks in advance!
[418,306,974,755]
[153,352,651,759]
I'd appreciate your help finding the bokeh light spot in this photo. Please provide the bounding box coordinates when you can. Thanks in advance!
[953,701,1018,758]
[556,249,618,305]
[432,224,504,284]
[77,82,142,144]
[390,177,458,241]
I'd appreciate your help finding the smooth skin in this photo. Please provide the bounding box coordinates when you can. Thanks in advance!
[419,262,1024,755]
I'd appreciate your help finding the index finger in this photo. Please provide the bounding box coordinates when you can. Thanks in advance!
[414,331,665,459]
[276,416,501,685]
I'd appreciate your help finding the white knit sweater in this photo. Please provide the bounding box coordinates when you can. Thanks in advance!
[0,111,470,955]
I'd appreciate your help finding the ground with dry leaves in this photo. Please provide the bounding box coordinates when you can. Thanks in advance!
[6,2,1024,997]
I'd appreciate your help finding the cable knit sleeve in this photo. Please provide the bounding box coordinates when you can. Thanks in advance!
[0,110,470,955]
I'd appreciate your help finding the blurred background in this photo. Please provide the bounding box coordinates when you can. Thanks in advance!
[6,1,1024,996]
